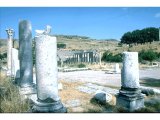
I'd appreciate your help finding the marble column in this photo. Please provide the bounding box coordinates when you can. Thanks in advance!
[89,53,91,63]
[76,54,78,63]
[77,54,80,63]
[74,54,76,63]
[19,20,36,94]
[116,52,144,112]
[6,29,14,76]
[90,52,93,63]
[82,53,84,62]
[76,54,78,62]
[84,53,86,62]
[87,53,89,63]
[72,55,74,64]
[85,53,88,62]
[32,34,67,113]
[114,63,120,73]
[11,48,20,81]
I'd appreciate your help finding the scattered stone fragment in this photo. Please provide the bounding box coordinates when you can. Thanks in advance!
[93,90,112,104]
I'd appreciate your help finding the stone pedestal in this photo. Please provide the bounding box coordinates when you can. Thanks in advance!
[32,34,67,113]
[116,52,144,112]
[6,29,14,76]
[117,87,145,112]
[19,20,36,95]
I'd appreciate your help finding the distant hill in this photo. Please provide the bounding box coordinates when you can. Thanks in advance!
[1,34,160,55]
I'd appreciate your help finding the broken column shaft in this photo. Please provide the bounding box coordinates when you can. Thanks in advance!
[116,52,144,112]
[32,34,67,113]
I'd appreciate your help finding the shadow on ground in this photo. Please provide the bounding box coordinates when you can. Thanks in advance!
[140,77,160,87]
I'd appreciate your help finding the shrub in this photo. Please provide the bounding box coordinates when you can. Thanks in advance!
[102,51,122,62]
[0,53,7,60]
[78,63,86,68]
[57,43,66,49]
[118,42,123,47]
[139,50,159,62]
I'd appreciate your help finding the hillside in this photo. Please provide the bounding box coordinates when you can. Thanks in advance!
[1,34,160,55]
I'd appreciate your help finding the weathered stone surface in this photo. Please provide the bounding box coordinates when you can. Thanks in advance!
[77,83,118,95]
[121,52,139,88]
[116,91,145,112]
[6,29,14,76]
[32,32,66,113]
[116,52,144,112]
[31,95,67,113]
[93,90,112,104]
[35,35,59,101]
[11,48,20,78]
[19,20,34,88]
[140,86,160,96]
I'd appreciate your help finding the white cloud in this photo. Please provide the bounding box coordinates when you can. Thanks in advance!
[155,12,160,18]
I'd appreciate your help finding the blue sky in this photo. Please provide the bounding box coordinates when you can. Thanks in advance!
[0,7,160,40]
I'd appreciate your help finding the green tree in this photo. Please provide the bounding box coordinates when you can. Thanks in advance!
[139,50,158,62]
[121,27,159,45]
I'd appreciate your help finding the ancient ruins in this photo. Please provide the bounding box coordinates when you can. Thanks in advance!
[32,26,67,112]
[2,19,160,113]
[6,28,14,76]
[57,50,101,65]
[116,52,144,111]
[18,20,36,95]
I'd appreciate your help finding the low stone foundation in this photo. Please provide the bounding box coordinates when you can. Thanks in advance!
[116,87,145,112]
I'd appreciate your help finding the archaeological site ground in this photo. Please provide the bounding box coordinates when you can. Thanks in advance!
[1,8,160,113]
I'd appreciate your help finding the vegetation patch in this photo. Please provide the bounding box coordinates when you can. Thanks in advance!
[0,77,30,113]
[77,63,86,68]
[121,27,159,45]
[102,51,122,62]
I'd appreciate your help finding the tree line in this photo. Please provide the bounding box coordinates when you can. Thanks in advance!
[102,50,160,63]
[121,27,159,45]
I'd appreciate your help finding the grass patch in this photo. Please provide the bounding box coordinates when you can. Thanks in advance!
[0,73,30,113]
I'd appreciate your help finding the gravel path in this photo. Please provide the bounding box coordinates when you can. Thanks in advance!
[58,70,121,87]
[58,68,160,88]
[139,68,160,79]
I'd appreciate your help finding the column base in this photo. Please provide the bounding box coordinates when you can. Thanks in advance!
[31,96,67,113]
[116,87,145,112]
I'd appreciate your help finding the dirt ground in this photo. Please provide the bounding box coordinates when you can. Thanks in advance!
[58,68,160,88]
